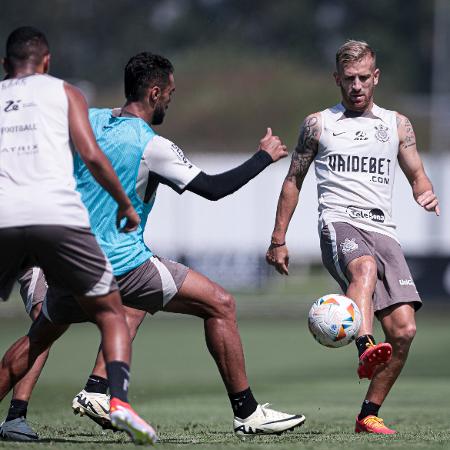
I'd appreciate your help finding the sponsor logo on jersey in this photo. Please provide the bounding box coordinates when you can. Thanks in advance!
[0,144,39,155]
[354,130,368,140]
[374,124,390,142]
[399,278,415,286]
[3,99,21,112]
[1,78,27,90]
[0,123,37,134]
[332,131,346,136]
[3,99,36,112]
[328,154,391,176]
[346,206,385,223]
[170,143,193,168]
[340,238,359,255]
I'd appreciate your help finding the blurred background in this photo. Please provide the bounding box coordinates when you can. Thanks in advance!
[0,3,449,445]
[0,0,449,312]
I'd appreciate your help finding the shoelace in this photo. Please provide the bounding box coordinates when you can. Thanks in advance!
[365,336,376,349]
[363,416,386,429]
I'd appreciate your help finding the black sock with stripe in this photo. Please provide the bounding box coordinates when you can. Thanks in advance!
[84,374,109,395]
[228,387,258,419]
[106,361,130,403]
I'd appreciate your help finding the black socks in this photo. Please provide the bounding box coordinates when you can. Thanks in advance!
[106,361,130,403]
[6,399,28,421]
[228,387,258,419]
[358,399,380,420]
[356,334,376,357]
[84,374,109,395]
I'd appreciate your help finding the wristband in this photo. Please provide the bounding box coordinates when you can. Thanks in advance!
[270,241,286,248]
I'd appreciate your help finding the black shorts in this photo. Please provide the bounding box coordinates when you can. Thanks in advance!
[0,225,117,305]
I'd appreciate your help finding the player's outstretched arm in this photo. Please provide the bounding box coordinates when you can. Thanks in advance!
[64,83,140,231]
[396,113,440,216]
[266,113,321,275]
[184,128,288,201]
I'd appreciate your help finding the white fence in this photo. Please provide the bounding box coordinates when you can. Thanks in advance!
[144,153,449,262]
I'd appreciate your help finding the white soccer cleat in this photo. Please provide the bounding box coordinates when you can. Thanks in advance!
[72,389,115,430]
[233,403,305,436]
[110,397,158,445]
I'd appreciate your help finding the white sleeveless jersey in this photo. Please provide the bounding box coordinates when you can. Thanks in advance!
[0,74,90,228]
[316,103,399,241]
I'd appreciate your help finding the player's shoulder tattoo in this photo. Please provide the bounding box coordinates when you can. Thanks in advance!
[396,112,416,151]
[286,113,321,186]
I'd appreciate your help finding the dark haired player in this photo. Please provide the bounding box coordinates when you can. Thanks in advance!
[0,27,158,444]
[266,40,439,434]
[1,51,306,440]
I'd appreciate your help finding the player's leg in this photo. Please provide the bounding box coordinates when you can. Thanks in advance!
[0,312,69,403]
[355,238,420,434]
[164,268,305,436]
[320,223,392,379]
[0,304,50,441]
[166,269,247,392]
[0,268,50,441]
[72,306,146,430]
[346,256,392,377]
[346,255,377,336]
[355,302,415,434]
[31,226,157,444]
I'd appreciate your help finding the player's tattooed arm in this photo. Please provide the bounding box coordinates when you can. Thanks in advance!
[286,113,321,189]
[396,112,440,216]
[267,113,321,275]
[396,113,416,151]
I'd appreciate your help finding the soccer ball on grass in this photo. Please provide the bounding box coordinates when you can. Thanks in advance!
[308,294,361,348]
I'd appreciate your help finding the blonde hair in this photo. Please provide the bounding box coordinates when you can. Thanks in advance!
[336,40,376,71]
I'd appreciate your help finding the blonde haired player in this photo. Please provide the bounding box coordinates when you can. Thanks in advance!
[266,40,439,434]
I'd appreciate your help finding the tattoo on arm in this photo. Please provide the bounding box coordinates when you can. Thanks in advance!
[286,116,319,188]
[398,115,416,151]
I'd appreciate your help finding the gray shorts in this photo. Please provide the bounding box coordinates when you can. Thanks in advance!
[0,226,116,305]
[320,222,422,313]
[18,256,189,324]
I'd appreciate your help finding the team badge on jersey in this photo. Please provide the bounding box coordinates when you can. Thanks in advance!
[374,124,390,142]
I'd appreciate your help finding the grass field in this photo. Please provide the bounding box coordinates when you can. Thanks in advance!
[0,274,449,449]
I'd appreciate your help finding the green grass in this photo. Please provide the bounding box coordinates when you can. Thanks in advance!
[0,275,449,449]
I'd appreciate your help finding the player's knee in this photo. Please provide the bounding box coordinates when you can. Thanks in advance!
[212,288,236,319]
[349,257,377,283]
[390,323,416,352]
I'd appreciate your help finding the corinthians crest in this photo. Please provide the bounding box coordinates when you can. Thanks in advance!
[340,238,359,255]
[374,124,390,142]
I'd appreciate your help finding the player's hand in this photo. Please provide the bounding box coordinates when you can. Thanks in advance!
[266,242,289,275]
[117,204,140,232]
[259,128,288,162]
[416,190,440,216]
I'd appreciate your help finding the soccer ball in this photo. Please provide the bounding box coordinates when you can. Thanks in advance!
[308,294,361,348]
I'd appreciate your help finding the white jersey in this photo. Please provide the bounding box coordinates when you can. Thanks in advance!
[0,74,90,228]
[316,103,399,241]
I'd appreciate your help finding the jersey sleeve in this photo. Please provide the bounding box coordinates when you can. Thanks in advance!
[142,136,201,191]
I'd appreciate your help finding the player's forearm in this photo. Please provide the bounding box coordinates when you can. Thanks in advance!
[185,150,272,201]
[411,173,434,200]
[271,180,300,243]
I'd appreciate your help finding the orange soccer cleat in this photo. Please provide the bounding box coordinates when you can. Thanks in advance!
[357,342,392,379]
[355,415,396,434]
[110,397,158,445]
